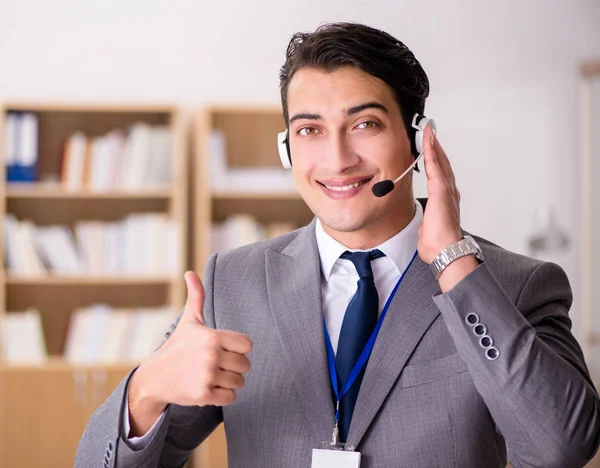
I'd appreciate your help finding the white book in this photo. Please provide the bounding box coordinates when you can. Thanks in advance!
[105,130,124,191]
[121,123,152,189]
[37,226,82,275]
[145,214,167,274]
[147,127,173,186]
[18,112,39,167]
[4,213,22,274]
[124,309,147,363]
[209,129,227,190]
[82,304,111,363]
[85,222,104,275]
[74,222,91,275]
[116,309,136,362]
[63,132,88,191]
[99,309,130,364]
[4,113,18,166]
[64,307,92,364]
[19,220,47,276]
[127,308,173,363]
[137,215,152,274]
[103,222,121,275]
[87,136,106,191]
[125,214,146,275]
[120,215,134,274]
[106,130,125,190]
[1,309,47,364]
[225,214,263,250]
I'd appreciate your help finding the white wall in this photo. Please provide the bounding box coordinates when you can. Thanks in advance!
[1,0,599,338]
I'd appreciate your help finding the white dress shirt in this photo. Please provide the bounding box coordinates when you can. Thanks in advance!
[316,199,423,354]
[124,199,424,448]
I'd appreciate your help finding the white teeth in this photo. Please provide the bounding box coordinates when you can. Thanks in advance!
[324,179,370,191]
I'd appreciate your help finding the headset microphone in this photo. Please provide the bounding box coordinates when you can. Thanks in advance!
[371,114,436,197]
[372,150,426,197]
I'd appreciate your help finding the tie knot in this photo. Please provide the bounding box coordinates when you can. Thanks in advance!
[340,249,385,279]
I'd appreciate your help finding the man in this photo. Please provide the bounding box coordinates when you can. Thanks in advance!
[76,22,600,467]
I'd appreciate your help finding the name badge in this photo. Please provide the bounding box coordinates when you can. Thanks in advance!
[311,448,361,468]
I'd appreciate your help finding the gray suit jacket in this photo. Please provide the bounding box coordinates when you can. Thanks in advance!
[76,200,600,468]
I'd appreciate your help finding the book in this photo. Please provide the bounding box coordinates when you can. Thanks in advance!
[1,309,48,364]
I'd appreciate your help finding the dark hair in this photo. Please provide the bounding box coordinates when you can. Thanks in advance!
[279,22,430,140]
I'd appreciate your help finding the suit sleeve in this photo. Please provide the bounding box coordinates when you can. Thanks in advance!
[75,253,224,468]
[432,260,600,468]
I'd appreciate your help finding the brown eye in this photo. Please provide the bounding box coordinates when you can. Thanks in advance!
[357,121,377,129]
[298,127,318,136]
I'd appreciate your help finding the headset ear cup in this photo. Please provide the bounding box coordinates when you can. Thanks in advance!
[410,114,423,172]
[278,130,292,169]
[410,114,422,158]
[285,138,292,167]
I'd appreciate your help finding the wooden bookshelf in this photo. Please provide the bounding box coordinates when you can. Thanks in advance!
[6,183,174,199]
[0,102,188,467]
[191,105,313,468]
[5,275,177,285]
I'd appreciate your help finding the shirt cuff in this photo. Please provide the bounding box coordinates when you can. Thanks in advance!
[122,378,166,449]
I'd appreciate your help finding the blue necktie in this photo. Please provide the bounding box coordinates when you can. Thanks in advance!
[335,249,385,442]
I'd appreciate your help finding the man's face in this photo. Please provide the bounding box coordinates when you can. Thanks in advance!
[286,66,414,239]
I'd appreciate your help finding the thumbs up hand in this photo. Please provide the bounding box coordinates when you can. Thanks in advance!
[127,271,252,436]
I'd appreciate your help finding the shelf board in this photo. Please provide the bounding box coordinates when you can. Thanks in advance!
[2,102,177,113]
[5,183,173,199]
[205,104,282,114]
[211,190,301,200]
[5,275,178,285]
[0,356,138,371]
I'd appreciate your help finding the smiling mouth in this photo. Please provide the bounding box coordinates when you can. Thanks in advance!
[318,177,374,192]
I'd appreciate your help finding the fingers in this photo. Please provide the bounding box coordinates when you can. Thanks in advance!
[220,350,251,374]
[206,387,237,406]
[183,271,205,325]
[214,369,246,391]
[423,126,460,201]
[430,129,456,188]
[219,330,253,355]
[423,126,444,183]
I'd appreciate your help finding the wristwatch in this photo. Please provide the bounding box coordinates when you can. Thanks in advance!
[430,235,484,280]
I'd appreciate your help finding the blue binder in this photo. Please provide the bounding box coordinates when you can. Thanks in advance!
[5,111,39,183]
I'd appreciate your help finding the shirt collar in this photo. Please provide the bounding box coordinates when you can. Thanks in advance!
[315,199,424,280]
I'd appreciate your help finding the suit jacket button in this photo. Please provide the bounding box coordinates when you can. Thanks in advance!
[465,313,479,325]
[480,335,493,348]
[474,324,487,336]
[486,347,500,360]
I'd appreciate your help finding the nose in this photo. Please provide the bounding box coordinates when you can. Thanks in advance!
[322,131,360,173]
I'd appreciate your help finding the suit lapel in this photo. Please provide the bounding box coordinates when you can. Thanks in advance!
[265,220,333,441]
[347,255,441,447]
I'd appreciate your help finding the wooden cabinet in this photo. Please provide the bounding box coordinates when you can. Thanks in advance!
[0,364,130,468]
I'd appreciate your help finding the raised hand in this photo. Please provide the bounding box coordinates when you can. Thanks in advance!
[127,271,252,436]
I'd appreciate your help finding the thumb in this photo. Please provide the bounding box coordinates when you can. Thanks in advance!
[182,271,205,325]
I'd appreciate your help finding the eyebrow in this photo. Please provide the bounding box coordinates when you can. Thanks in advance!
[288,101,389,125]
